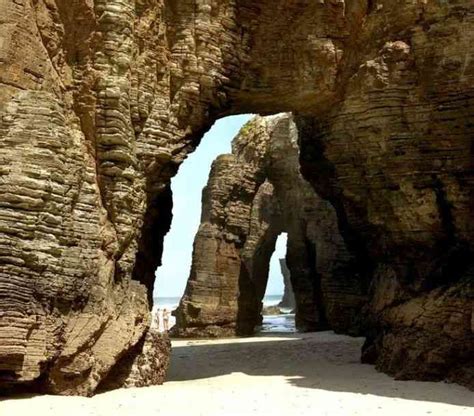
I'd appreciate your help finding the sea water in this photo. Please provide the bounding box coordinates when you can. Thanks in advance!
[152,294,295,334]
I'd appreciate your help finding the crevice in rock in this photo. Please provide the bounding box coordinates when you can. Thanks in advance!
[132,184,173,306]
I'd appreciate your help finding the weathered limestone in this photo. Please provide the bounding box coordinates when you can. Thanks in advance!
[96,331,171,392]
[0,0,472,394]
[173,114,367,336]
[296,7,474,387]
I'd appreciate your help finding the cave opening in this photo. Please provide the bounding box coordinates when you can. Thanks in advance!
[154,113,362,339]
[150,114,311,337]
[257,232,296,334]
[151,114,253,332]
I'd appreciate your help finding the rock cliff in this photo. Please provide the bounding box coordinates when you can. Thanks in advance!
[0,0,472,394]
[172,114,368,337]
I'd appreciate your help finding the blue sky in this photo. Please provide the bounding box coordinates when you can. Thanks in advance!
[154,115,287,298]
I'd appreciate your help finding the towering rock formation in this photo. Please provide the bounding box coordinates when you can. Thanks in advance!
[278,259,295,310]
[296,15,474,387]
[0,0,472,394]
[173,114,367,337]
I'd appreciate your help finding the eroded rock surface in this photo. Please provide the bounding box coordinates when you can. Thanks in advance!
[173,114,367,336]
[0,0,472,394]
[97,330,171,392]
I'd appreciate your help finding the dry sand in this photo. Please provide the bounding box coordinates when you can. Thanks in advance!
[2,331,473,416]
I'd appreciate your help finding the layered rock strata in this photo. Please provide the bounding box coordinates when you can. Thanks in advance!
[0,0,472,394]
[96,331,171,392]
[173,114,367,336]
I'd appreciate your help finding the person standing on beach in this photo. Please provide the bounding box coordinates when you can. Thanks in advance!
[163,308,169,332]
[155,308,162,331]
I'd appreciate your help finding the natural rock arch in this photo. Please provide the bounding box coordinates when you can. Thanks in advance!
[172,114,367,337]
[0,0,472,395]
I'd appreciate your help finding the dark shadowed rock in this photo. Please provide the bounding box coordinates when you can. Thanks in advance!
[97,330,171,393]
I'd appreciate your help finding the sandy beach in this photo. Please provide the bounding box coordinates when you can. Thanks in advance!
[2,331,473,416]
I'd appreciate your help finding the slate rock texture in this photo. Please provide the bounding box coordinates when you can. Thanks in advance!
[172,114,367,337]
[0,0,472,394]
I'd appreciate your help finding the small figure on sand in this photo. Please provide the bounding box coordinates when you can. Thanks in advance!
[155,308,162,330]
[163,308,169,332]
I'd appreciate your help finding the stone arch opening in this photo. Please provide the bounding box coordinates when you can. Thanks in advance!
[150,115,253,328]
[0,0,472,396]
[236,220,285,336]
[258,233,297,333]
[172,114,368,338]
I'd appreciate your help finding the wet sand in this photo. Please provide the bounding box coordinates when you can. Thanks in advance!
[2,331,473,416]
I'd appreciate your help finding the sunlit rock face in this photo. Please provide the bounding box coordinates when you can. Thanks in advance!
[0,0,472,394]
[172,114,367,337]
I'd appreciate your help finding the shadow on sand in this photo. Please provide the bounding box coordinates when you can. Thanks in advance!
[167,331,473,408]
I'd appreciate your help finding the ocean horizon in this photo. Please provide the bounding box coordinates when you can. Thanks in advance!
[153,293,284,309]
[152,293,294,333]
